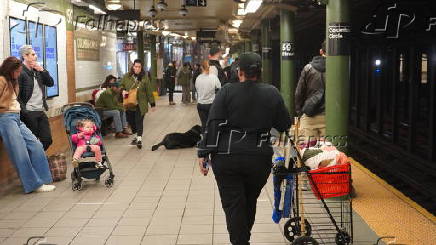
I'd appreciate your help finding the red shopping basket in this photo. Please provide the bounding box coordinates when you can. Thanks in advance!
[308,162,351,200]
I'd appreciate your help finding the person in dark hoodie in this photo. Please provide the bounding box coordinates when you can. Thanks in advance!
[17,45,54,151]
[295,41,326,145]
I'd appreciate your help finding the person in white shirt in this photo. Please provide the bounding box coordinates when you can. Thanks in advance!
[195,60,221,132]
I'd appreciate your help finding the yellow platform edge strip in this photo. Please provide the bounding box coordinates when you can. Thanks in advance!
[349,158,436,224]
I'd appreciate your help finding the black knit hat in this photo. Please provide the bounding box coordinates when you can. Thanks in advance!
[238,52,262,74]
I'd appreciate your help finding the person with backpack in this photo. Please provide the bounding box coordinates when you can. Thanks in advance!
[208,47,227,85]
[295,41,326,145]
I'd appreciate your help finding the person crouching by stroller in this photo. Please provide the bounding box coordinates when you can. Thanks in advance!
[71,119,103,168]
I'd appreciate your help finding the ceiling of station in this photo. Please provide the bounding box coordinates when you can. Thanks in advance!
[119,0,237,32]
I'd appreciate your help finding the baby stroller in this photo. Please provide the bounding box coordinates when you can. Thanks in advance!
[62,102,115,191]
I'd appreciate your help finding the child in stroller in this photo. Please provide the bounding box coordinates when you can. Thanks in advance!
[71,119,104,168]
[62,102,115,190]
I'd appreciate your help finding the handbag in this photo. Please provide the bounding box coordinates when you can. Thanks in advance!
[123,78,139,108]
[48,153,67,182]
[302,70,325,117]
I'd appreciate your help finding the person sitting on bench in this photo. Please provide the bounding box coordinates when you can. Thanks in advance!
[95,81,130,138]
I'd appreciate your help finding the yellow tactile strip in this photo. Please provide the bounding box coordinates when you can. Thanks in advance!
[350,158,436,245]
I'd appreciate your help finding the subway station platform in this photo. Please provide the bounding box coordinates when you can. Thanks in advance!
[0,95,434,245]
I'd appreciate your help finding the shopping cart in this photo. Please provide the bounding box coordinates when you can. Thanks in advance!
[272,118,353,245]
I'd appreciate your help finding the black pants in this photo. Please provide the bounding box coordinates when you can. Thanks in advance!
[197,103,211,132]
[20,111,52,151]
[212,154,272,245]
[125,106,144,137]
[167,79,175,102]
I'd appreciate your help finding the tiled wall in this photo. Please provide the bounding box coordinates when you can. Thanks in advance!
[75,31,118,96]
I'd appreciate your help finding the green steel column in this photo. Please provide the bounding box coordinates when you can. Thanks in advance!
[261,19,272,83]
[150,35,157,92]
[280,9,296,115]
[326,0,351,150]
[137,31,144,63]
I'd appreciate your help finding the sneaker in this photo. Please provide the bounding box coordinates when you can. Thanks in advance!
[137,140,142,149]
[115,132,129,138]
[35,184,56,192]
[169,102,176,105]
[130,138,137,145]
[95,162,104,168]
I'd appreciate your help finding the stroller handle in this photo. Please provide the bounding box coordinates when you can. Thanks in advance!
[61,102,95,113]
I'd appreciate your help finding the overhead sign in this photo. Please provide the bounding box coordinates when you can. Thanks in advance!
[328,22,351,56]
[281,41,295,60]
[186,0,207,7]
[121,43,136,51]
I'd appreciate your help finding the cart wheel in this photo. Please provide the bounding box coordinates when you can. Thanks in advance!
[105,178,113,188]
[292,236,319,245]
[284,217,312,243]
[335,231,351,245]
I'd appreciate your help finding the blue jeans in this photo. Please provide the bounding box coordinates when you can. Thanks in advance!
[0,113,53,193]
[102,110,127,133]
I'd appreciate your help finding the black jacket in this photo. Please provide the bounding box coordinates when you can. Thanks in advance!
[295,56,326,116]
[164,66,177,89]
[18,65,54,111]
[197,80,292,158]
[209,60,228,85]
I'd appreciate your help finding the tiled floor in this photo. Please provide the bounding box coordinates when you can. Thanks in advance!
[0,95,381,245]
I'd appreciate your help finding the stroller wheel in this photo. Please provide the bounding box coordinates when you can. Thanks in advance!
[292,236,319,245]
[335,231,351,245]
[72,181,83,191]
[105,178,114,188]
[284,217,312,243]
[95,176,100,182]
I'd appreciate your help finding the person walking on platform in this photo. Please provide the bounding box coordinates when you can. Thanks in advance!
[295,41,326,146]
[197,52,292,245]
[0,56,55,193]
[208,47,227,85]
[17,45,54,151]
[195,60,221,132]
[164,61,177,105]
[177,62,193,104]
[121,59,156,149]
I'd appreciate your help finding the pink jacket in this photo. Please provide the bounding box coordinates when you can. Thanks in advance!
[71,131,102,147]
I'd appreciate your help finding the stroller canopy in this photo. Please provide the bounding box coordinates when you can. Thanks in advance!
[63,104,102,135]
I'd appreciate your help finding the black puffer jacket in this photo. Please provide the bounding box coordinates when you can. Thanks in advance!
[18,65,54,111]
[295,56,325,116]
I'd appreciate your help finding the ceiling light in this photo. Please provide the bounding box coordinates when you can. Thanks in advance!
[157,0,168,10]
[179,5,188,16]
[89,4,107,14]
[106,0,122,10]
[245,0,262,14]
[232,20,243,28]
[237,8,246,15]
[148,5,158,18]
